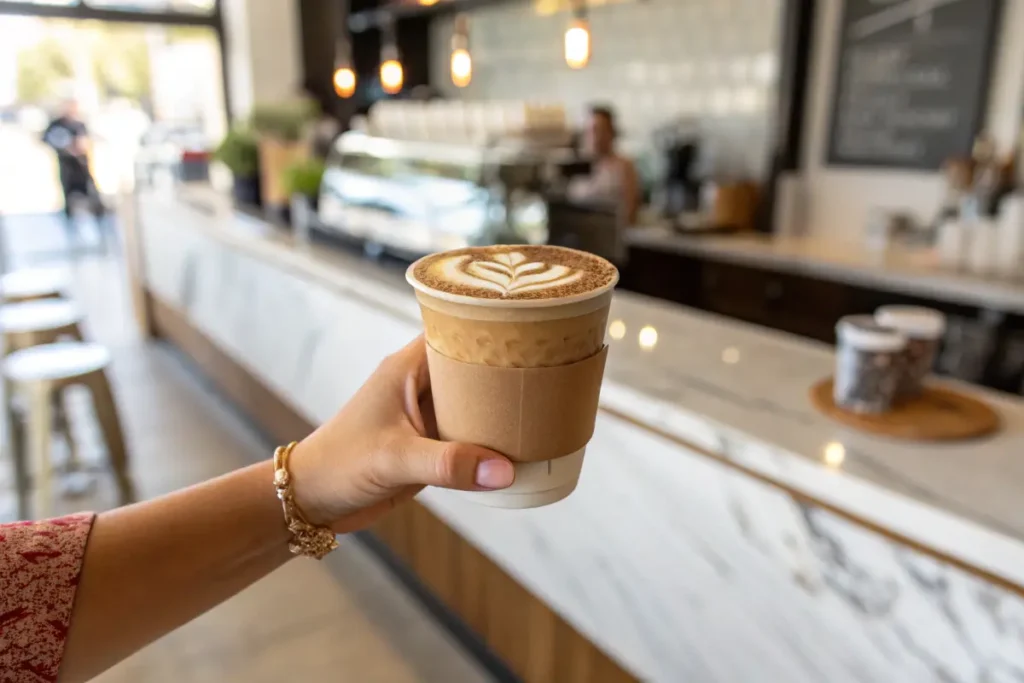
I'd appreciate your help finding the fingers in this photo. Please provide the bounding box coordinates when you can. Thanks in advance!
[387,335,431,396]
[404,370,427,437]
[381,438,515,491]
[418,392,438,439]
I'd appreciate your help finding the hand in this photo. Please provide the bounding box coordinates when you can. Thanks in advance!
[289,336,514,533]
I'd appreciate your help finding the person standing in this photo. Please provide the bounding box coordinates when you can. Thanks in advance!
[568,104,641,225]
[42,99,108,245]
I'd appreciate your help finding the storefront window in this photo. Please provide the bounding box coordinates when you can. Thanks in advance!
[85,0,215,13]
[0,0,216,10]
[0,14,225,212]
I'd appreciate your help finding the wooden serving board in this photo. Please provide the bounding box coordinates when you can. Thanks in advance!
[810,379,1000,442]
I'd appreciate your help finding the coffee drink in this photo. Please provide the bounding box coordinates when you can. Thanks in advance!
[409,245,617,368]
[410,245,617,302]
[407,245,618,508]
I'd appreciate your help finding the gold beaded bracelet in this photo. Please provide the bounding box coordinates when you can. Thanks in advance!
[273,442,339,560]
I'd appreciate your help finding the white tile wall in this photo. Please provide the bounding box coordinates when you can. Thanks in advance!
[430,0,783,179]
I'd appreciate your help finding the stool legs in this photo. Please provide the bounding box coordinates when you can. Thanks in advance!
[85,370,136,504]
[51,390,82,473]
[5,377,29,519]
[27,380,54,519]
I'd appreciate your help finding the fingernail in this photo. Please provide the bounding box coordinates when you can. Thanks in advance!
[475,459,514,489]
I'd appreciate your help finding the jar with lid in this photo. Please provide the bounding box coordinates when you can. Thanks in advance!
[834,315,907,414]
[874,306,946,401]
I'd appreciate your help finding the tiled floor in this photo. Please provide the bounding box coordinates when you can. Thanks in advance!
[0,211,494,683]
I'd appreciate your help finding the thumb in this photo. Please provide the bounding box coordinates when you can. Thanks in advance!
[387,438,515,491]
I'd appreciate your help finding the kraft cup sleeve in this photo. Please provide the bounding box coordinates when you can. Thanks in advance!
[425,345,609,463]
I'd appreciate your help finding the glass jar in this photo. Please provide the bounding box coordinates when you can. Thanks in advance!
[834,315,907,414]
[874,306,946,401]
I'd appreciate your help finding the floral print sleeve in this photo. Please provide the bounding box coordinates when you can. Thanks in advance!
[1,513,95,682]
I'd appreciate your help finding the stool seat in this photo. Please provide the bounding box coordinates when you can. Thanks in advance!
[1,300,83,335]
[2,268,70,302]
[4,341,133,516]
[5,342,111,384]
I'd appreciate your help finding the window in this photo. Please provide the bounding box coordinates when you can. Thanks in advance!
[85,0,215,13]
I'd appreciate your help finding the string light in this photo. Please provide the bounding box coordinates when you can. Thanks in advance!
[450,14,472,88]
[564,0,590,69]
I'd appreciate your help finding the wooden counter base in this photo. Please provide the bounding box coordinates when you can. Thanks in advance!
[147,292,636,683]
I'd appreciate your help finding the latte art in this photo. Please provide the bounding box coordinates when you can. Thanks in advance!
[408,244,618,303]
[440,252,584,296]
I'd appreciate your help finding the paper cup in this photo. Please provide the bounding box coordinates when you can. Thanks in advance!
[407,246,617,509]
[457,448,586,508]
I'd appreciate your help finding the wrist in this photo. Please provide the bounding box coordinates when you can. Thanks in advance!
[287,438,334,527]
[272,441,339,559]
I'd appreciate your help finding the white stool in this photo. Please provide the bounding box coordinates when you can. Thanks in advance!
[2,268,70,304]
[2,299,86,480]
[1,299,84,352]
[5,342,136,518]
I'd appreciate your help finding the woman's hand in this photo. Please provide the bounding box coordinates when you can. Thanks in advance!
[289,336,514,533]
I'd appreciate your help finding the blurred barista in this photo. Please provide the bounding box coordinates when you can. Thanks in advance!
[568,104,640,225]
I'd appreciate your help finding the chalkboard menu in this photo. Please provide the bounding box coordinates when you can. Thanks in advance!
[827,0,1000,169]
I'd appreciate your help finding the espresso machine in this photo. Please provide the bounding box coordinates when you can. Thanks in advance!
[652,119,703,217]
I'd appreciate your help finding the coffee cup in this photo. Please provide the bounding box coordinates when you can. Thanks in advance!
[406,245,618,508]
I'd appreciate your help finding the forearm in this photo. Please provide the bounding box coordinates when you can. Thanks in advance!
[59,460,293,683]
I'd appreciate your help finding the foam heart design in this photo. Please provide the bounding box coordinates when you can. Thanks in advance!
[440,251,583,295]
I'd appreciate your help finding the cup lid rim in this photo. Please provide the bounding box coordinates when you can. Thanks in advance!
[874,306,947,338]
[836,315,907,352]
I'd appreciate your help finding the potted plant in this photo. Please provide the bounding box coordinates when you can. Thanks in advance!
[212,126,261,207]
[282,157,325,235]
[250,98,319,215]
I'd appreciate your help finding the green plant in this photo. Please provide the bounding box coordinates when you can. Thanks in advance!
[250,98,319,142]
[282,158,325,199]
[16,37,73,104]
[212,126,259,178]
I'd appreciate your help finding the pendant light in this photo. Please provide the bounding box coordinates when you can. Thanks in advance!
[564,0,590,69]
[333,0,356,97]
[450,14,472,88]
[380,18,404,95]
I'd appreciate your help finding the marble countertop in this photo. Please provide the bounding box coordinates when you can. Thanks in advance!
[159,186,1024,590]
[627,227,1024,314]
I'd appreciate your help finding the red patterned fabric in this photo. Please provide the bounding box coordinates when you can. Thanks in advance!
[0,514,94,682]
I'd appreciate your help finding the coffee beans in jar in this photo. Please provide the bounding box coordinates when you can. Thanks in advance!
[834,315,907,414]
[874,306,946,401]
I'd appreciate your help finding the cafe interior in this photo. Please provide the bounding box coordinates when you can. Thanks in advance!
[2,0,1024,681]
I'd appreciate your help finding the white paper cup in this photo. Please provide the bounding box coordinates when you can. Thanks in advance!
[458,448,585,509]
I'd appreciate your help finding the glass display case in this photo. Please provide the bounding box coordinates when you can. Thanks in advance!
[318,132,550,257]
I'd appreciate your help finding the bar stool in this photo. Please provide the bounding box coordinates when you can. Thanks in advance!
[1,267,70,304]
[2,299,85,473]
[4,342,136,518]
[1,299,84,352]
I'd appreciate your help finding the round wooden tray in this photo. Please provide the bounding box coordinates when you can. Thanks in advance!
[810,379,1000,442]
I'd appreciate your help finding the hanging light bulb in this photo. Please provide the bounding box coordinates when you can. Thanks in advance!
[450,14,471,88]
[380,20,404,95]
[564,0,590,69]
[334,2,356,98]
[333,65,356,98]
[333,39,356,98]
[380,50,404,94]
